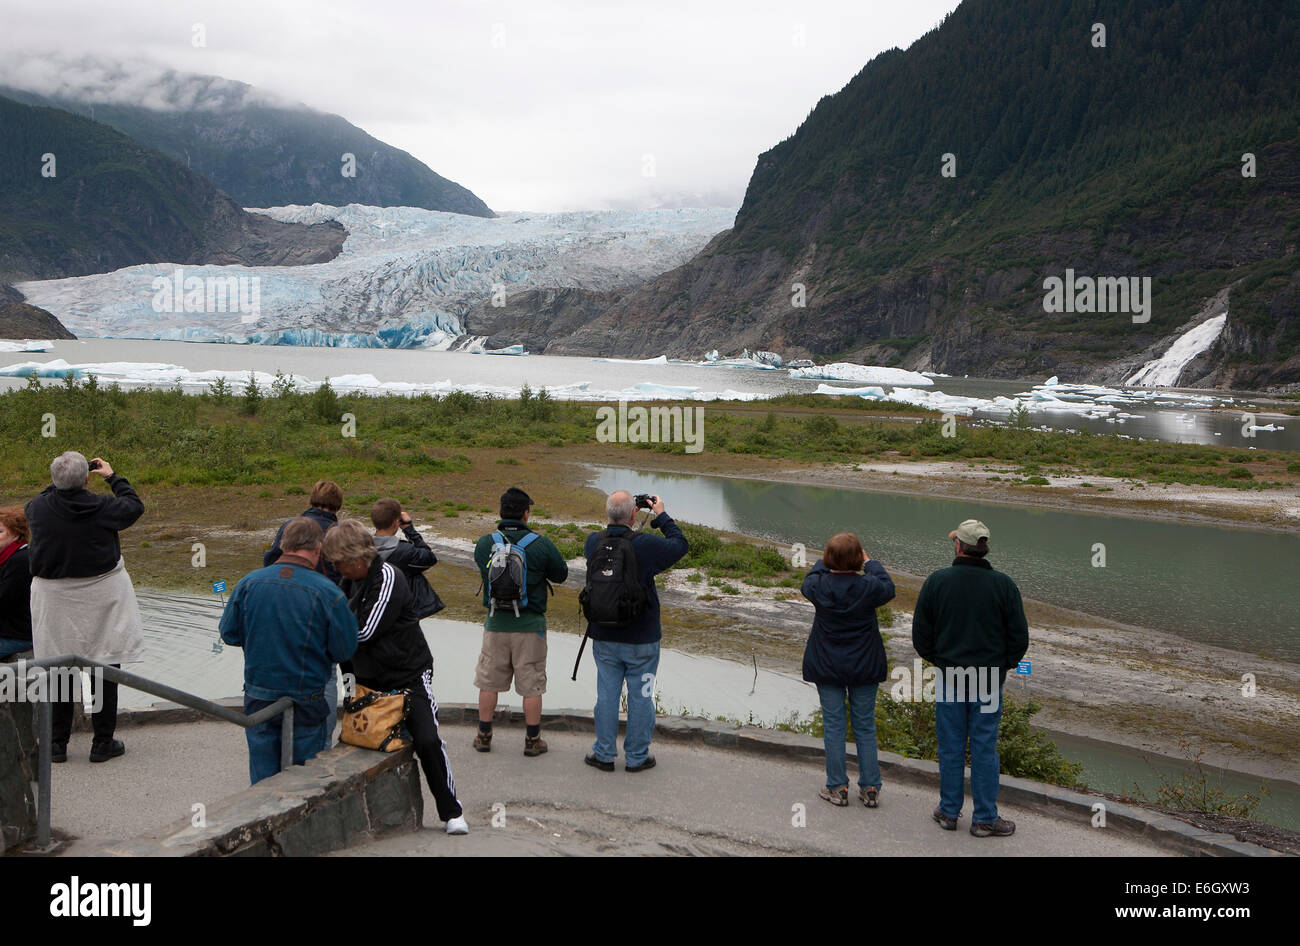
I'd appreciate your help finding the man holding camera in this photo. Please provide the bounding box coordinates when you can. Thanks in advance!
[581,491,688,773]
[26,452,145,764]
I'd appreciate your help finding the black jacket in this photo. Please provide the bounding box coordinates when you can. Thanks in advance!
[912,557,1030,685]
[376,523,437,573]
[375,524,443,617]
[583,515,689,644]
[0,544,32,643]
[264,507,342,585]
[800,559,895,686]
[25,474,144,579]
[341,557,433,691]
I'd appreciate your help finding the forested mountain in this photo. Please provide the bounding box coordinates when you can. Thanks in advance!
[549,0,1300,388]
[0,96,346,282]
[1,65,493,217]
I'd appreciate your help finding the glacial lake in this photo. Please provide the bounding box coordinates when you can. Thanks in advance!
[588,466,1300,662]
[2,338,1295,451]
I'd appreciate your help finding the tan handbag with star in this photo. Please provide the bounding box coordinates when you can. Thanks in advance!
[340,683,410,752]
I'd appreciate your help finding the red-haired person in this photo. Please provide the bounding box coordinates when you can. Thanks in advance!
[800,532,895,808]
[0,507,33,659]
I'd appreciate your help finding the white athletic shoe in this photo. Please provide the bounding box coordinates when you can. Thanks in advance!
[445,816,469,835]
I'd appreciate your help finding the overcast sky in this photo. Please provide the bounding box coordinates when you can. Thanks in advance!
[1,0,962,212]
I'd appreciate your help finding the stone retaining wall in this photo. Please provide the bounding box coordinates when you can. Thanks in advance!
[82,743,423,857]
[0,701,36,851]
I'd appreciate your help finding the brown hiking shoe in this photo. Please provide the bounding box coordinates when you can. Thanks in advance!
[524,735,548,757]
[472,730,492,752]
[970,817,1016,837]
[933,807,958,831]
[819,786,849,807]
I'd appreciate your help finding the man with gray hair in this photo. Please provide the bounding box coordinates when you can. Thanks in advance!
[26,452,145,764]
[579,490,687,773]
[220,517,358,784]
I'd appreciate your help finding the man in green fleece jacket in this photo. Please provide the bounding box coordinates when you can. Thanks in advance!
[912,519,1029,839]
[472,487,569,756]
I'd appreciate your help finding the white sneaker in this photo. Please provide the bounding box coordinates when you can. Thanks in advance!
[445,816,469,835]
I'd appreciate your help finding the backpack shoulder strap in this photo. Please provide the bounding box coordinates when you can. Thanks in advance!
[516,532,539,549]
[492,531,507,546]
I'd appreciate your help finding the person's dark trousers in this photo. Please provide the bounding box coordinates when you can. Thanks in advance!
[244,693,331,785]
[51,664,120,745]
[403,668,463,822]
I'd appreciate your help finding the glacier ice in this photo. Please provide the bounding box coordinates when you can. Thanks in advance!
[0,358,765,402]
[15,204,736,349]
[790,363,935,386]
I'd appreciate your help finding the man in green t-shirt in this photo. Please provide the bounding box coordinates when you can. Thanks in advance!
[472,487,569,757]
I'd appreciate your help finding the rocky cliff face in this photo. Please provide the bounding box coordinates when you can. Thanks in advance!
[0,296,77,339]
[552,0,1300,388]
[463,288,622,352]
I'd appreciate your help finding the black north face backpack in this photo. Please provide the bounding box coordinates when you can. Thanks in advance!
[572,530,649,679]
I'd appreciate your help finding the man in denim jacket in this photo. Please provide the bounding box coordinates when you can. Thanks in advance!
[220,517,358,784]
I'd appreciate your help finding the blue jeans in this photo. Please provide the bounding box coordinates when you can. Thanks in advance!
[591,639,660,767]
[934,674,1003,824]
[817,683,881,791]
[244,693,331,785]
[0,638,31,658]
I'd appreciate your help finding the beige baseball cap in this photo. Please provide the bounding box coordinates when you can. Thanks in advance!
[948,519,990,545]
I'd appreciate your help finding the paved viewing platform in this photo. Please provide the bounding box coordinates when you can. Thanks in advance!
[36,704,1261,857]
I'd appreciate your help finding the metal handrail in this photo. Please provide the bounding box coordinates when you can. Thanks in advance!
[18,654,295,850]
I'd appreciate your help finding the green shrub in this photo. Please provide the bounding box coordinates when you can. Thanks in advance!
[310,379,342,423]
[1131,743,1266,818]
[241,373,262,416]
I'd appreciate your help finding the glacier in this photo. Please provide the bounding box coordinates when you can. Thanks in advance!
[15,204,736,348]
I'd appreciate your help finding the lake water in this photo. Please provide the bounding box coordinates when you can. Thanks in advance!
[588,466,1300,662]
[128,592,819,726]
[1047,730,1300,832]
[3,338,1295,450]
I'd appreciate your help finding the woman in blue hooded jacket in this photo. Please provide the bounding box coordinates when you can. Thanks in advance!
[801,532,895,808]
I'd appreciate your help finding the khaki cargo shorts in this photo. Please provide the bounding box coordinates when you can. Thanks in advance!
[474,630,548,696]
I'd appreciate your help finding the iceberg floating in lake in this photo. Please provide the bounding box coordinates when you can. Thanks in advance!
[697,349,785,370]
[0,340,55,353]
[601,355,669,365]
[0,359,767,402]
[789,363,934,386]
[813,384,886,399]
